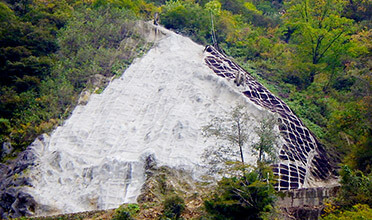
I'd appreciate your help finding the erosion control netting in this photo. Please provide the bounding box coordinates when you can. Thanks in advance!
[204,45,333,190]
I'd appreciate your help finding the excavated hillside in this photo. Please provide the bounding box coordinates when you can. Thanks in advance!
[0,24,336,219]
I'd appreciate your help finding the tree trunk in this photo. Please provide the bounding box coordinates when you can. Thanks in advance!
[258,146,262,163]
[237,120,245,165]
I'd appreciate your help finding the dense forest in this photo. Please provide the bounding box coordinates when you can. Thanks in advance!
[0,0,152,157]
[0,0,371,218]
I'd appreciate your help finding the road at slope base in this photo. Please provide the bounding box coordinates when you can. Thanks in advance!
[26,27,269,216]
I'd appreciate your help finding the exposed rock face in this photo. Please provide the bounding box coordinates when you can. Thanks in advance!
[204,45,334,190]
[0,142,13,160]
[0,137,40,219]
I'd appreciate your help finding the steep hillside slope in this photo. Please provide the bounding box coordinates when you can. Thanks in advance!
[24,26,269,216]
[6,25,334,217]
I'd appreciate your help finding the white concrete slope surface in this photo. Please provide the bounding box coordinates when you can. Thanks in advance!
[26,26,271,215]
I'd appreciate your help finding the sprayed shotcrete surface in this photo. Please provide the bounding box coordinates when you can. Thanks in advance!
[26,26,332,216]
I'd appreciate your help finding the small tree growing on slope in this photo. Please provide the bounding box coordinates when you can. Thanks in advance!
[204,168,277,220]
[202,105,278,173]
[202,105,279,219]
[202,105,252,173]
[252,115,278,165]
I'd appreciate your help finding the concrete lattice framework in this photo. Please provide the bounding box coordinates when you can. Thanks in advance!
[204,45,332,190]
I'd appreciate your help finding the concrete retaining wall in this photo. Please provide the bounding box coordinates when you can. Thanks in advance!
[278,186,340,208]
[277,186,340,220]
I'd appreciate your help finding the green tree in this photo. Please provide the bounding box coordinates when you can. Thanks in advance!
[252,115,278,165]
[202,105,252,168]
[0,1,150,158]
[203,105,280,169]
[161,0,210,44]
[0,0,71,152]
[343,0,372,22]
[320,166,372,219]
[218,0,245,14]
[204,168,276,220]
[341,29,372,173]
[322,204,372,220]
[285,0,354,83]
[112,203,140,220]
[161,194,185,220]
[337,165,372,207]
[205,0,221,16]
